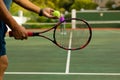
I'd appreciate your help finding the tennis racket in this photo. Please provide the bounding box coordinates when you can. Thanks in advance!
[9,18,92,50]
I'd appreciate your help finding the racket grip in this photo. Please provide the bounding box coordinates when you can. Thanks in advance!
[27,32,34,36]
[9,31,13,37]
[9,31,34,37]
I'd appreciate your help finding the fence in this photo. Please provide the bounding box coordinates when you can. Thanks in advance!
[71,9,120,28]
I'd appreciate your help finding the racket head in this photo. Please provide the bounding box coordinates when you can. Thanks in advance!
[54,18,92,50]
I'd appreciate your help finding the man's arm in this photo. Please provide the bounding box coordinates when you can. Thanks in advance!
[0,0,27,39]
[0,0,19,30]
[13,0,40,14]
[13,0,56,18]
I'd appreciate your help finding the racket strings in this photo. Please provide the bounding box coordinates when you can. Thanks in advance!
[71,28,89,48]
[55,19,91,50]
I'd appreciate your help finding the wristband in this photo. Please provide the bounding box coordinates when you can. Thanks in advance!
[39,9,43,16]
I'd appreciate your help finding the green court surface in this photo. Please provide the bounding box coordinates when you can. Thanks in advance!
[4,29,120,80]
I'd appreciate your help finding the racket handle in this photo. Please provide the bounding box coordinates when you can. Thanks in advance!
[28,32,39,36]
[9,31,13,37]
[27,32,34,36]
[9,31,36,37]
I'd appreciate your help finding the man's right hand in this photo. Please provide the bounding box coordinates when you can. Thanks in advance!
[11,26,28,40]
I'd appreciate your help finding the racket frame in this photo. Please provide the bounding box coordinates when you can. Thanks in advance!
[28,18,92,50]
[10,18,92,50]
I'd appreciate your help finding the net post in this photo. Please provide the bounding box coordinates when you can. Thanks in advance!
[71,9,76,29]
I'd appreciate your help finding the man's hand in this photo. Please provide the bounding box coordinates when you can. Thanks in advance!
[11,26,28,40]
[41,8,58,19]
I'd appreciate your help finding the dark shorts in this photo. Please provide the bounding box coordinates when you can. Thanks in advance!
[0,21,7,56]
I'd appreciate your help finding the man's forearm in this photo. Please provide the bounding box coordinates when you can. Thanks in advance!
[0,0,19,30]
[13,0,40,14]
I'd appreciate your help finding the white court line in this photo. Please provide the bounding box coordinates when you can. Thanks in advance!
[65,32,72,74]
[5,72,120,75]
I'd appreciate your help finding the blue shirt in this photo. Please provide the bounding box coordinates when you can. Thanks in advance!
[0,0,12,31]
[3,0,12,10]
[0,0,12,26]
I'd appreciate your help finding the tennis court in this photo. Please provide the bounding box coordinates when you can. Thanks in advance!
[5,28,120,80]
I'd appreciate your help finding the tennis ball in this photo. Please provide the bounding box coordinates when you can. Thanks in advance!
[53,11,60,18]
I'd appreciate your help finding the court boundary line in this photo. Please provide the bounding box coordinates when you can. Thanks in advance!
[65,32,72,73]
[5,72,120,75]
[65,50,71,74]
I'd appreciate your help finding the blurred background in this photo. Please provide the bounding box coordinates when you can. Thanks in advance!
[10,0,120,28]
